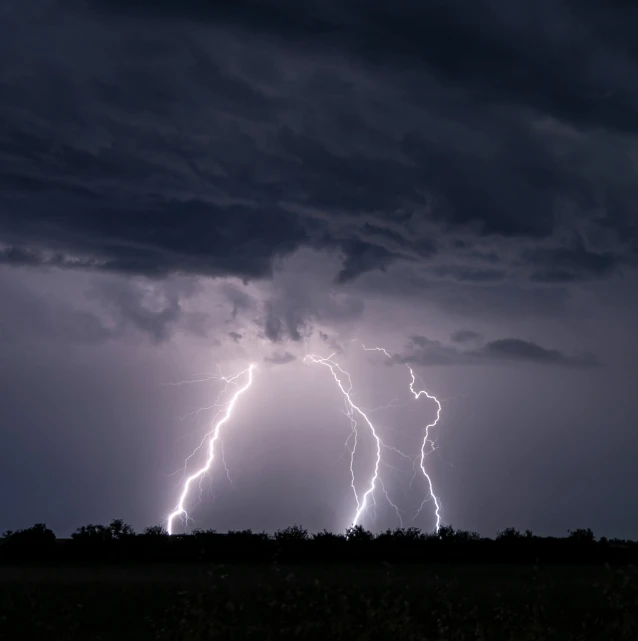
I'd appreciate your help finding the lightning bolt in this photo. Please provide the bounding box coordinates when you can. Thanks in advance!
[166,364,256,535]
[303,352,406,528]
[165,340,443,535]
[407,365,443,530]
[358,341,443,529]
[306,342,444,531]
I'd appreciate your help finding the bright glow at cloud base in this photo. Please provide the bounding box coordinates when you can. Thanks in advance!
[166,343,444,534]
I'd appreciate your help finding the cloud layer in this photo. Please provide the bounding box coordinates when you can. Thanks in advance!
[397,333,599,369]
[1,0,636,294]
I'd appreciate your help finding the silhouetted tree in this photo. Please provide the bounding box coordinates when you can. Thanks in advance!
[377,527,425,542]
[1,523,55,545]
[312,529,344,542]
[346,525,374,542]
[497,527,523,541]
[453,529,481,543]
[0,523,56,561]
[275,525,309,543]
[72,524,113,543]
[568,528,596,544]
[310,529,347,561]
[274,525,309,561]
[109,519,135,540]
[71,520,135,550]
[437,525,456,541]
[3,519,638,566]
[142,525,169,538]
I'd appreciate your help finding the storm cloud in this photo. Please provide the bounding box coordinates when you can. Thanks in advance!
[264,350,296,365]
[1,0,636,294]
[1,0,638,540]
[397,334,599,368]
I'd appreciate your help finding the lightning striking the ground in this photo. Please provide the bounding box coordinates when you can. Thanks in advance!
[165,341,443,535]
[407,365,443,530]
[304,343,444,531]
[303,352,399,528]
[166,364,256,535]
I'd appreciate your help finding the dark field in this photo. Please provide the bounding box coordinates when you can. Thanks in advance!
[1,563,637,640]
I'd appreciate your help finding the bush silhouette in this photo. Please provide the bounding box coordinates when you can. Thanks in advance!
[1,520,636,566]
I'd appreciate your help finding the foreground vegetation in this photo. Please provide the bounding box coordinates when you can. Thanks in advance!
[1,562,637,640]
[2,520,638,565]
[1,522,637,639]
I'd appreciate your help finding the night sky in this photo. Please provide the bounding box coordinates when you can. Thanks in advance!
[1,0,638,539]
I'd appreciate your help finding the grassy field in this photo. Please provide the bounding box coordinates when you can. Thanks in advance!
[1,563,636,640]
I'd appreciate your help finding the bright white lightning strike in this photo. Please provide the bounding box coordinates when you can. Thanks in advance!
[303,352,398,528]
[166,342,444,535]
[166,364,256,535]
[305,343,444,531]
[407,365,443,530]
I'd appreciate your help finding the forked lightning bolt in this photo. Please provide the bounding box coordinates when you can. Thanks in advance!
[359,343,443,529]
[165,343,443,534]
[303,353,406,528]
[166,364,256,535]
[407,365,443,529]
[305,343,443,531]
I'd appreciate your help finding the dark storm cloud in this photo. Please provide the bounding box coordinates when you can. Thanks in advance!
[335,240,398,284]
[398,335,598,369]
[525,236,618,283]
[85,0,638,134]
[263,350,296,365]
[0,198,312,280]
[1,0,637,295]
[481,338,598,367]
[0,246,97,270]
[450,330,483,344]
[433,266,505,283]
[221,284,258,321]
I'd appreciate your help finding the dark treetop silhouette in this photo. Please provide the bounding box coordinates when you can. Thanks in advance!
[1,521,635,565]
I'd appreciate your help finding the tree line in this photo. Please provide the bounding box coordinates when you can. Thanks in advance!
[1,521,637,565]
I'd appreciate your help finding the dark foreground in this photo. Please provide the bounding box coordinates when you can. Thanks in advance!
[1,563,637,640]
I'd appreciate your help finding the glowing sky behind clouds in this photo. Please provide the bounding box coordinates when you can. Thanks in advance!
[1,0,638,538]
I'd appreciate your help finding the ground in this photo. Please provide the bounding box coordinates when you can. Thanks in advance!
[1,563,636,639]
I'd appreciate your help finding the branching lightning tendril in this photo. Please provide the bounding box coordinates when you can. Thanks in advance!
[304,343,443,531]
[165,340,444,535]
[406,364,443,529]
[166,364,256,535]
